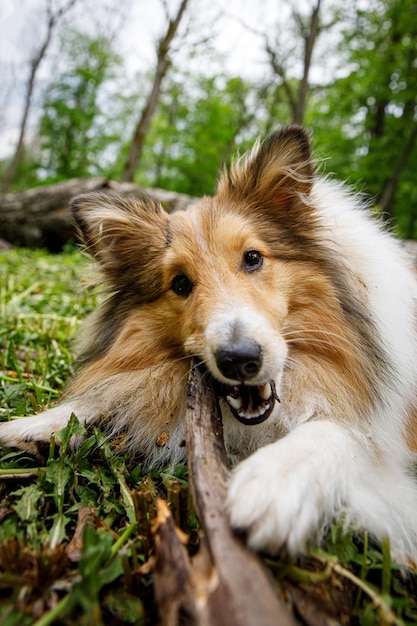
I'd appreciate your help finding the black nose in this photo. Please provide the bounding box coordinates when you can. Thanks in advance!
[215,340,263,381]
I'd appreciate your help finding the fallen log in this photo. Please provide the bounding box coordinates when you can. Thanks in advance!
[0,177,195,250]
[153,363,298,626]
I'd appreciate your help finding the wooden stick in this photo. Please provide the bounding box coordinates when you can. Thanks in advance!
[185,362,298,626]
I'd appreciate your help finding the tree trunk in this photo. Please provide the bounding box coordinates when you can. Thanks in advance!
[1,0,77,193]
[378,122,417,221]
[264,0,322,126]
[121,0,189,182]
[293,0,321,125]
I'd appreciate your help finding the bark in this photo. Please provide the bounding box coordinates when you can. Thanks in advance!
[293,0,321,125]
[1,0,78,193]
[0,177,195,250]
[152,362,298,626]
[121,0,189,182]
[378,122,417,221]
[153,499,197,626]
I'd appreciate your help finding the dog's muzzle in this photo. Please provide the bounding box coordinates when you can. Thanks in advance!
[211,339,278,425]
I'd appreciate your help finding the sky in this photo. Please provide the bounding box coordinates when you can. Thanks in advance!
[0,0,303,158]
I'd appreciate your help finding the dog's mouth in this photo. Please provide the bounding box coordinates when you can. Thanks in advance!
[220,380,278,425]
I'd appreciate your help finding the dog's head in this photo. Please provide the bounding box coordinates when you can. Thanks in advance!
[71,126,375,427]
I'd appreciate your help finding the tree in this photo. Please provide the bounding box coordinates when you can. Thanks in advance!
[38,30,122,181]
[308,0,417,236]
[132,71,257,196]
[1,0,78,192]
[264,0,323,125]
[121,0,190,182]
[358,0,417,225]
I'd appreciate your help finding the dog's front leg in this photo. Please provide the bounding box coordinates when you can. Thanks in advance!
[0,401,84,456]
[226,420,386,557]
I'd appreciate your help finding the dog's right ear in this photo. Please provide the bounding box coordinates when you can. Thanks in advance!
[71,191,168,255]
[70,192,169,299]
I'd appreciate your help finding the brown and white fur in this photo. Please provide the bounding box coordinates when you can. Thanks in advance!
[1,126,417,562]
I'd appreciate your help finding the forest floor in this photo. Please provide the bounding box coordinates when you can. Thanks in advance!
[0,247,416,626]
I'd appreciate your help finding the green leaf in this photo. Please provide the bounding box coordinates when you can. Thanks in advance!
[55,412,87,452]
[12,483,42,521]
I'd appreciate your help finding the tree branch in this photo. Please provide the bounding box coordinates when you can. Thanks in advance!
[121,0,190,182]
[183,362,298,626]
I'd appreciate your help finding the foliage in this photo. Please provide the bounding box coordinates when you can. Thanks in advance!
[133,72,257,196]
[0,248,417,624]
[307,0,417,236]
[2,1,416,236]
[38,30,123,181]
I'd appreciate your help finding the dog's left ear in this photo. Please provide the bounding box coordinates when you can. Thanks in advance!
[217,125,313,215]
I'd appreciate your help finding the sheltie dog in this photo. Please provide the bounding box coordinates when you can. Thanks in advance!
[1,126,417,562]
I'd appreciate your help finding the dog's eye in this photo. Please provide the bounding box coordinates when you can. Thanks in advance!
[171,274,193,296]
[243,250,263,272]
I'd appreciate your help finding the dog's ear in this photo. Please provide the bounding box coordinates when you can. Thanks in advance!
[217,126,314,218]
[71,192,169,300]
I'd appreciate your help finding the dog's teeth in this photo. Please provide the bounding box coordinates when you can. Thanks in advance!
[241,410,260,419]
[259,383,272,400]
[226,395,243,411]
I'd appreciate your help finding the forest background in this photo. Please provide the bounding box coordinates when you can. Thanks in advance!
[1,0,416,238]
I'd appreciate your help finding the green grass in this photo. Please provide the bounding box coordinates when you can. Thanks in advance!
[0,247,416,625]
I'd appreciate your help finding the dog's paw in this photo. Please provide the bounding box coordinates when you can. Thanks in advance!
[0,404,77,455]
[226,423,349,556]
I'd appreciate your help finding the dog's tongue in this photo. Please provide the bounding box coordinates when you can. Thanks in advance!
[224,381,277,425]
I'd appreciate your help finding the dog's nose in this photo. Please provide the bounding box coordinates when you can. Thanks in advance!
[215,340,263,381]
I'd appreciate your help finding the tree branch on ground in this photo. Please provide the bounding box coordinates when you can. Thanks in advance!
[0,177,194,250]
[152,361,297,625]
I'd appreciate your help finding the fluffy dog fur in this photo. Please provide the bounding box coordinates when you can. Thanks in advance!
[2,126,417,562]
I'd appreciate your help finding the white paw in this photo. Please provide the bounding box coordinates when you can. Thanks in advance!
[226,423,350,556]
[0,403,78,453]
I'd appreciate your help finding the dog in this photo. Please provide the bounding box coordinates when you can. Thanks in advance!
[1,126,417,562]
